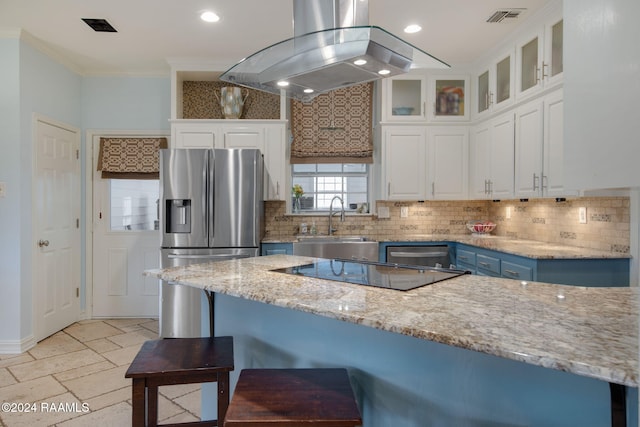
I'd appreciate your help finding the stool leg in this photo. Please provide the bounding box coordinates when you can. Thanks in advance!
[148,385,159,427]
[217,372,230,423]
[131,378,146,427]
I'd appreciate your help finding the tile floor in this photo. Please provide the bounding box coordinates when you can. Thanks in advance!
[0,318,203,427]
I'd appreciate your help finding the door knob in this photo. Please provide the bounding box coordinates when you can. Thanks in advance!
[38,239,49,247]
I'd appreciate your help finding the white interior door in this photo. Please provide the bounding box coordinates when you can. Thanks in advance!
[34,118,80,341]
[91,136,160,318]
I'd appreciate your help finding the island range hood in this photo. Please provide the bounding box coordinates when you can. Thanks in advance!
[220,0,449,102]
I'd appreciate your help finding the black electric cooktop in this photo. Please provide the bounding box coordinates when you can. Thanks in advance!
[270,259,469,291]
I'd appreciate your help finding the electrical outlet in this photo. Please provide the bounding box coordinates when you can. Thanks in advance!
[377,206,390,219]
[400,206,408,218]
[0,182,6,198]
[578,207,587,224]
[506,206,511,220]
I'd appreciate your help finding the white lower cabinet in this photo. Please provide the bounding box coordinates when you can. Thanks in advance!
[470,112,515,200]
[170,120,287,201]
[515,88,566,198]
[381,125,468,200]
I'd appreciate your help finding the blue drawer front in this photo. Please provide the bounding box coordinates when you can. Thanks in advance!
[501,261,533,281]
[476,254,500,275]
[456,249,476,267]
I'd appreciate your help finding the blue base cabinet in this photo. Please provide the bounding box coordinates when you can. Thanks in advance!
[203,293,638,426]
[455,244,629,287]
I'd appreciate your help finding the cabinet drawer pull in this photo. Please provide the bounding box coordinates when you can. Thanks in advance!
[503,269,520,277]
[478,262,491,268]
[458,256,469,261]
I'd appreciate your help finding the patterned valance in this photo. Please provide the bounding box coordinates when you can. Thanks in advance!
[97,137,168,179]
[290,83,373,164]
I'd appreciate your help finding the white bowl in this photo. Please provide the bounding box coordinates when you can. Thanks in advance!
[466,221,496,234]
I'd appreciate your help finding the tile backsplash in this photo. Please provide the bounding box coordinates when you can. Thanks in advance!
[264,197,630,255]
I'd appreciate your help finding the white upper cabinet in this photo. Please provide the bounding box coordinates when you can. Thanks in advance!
[427,75,470,122]
[475,48,515,118]
[514,99,544,197]
[381,126,427,199]
[427,127,468,200]
[542,89,565,197]
[470,112,515,200]
[380,125,468,201]
[515,88,568,198]
[380,75,427,122]
[171,121,217,149]
[515,11,563,100]
[220,125,265,150]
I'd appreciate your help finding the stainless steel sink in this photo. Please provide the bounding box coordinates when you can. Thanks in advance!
[296,235,372,242]
[293,236,378,261]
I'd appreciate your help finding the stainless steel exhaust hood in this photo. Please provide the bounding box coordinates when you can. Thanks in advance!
[220,0,449,102]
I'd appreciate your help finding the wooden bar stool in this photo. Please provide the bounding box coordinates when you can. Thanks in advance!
[125,336,234,427]
[224,368,362,426]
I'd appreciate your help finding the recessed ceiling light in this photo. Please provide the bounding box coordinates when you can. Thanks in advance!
[200,11,220,23]
[354,59,367,66]
[378,69,391,75]
[404,24,422,34]
[277,81,290,87]
[303,88,314,93]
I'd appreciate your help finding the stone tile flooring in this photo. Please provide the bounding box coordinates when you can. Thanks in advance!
[0,319,202,427]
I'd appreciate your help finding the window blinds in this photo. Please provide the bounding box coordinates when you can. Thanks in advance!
[97,137,168,179]
[290,83,373,164]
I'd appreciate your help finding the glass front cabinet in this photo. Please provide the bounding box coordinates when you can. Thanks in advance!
[516,14,563,99]
[380,75,427,122]
[475,49,515,118]
[427,75,470,121]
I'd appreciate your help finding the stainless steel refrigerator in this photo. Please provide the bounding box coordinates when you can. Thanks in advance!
[159,148,263,338]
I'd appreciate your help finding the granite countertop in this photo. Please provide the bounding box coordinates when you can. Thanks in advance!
[147,255,638,387]
[262,234,630,259]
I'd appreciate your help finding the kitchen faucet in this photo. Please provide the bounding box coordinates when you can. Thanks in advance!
[328,196,345,235]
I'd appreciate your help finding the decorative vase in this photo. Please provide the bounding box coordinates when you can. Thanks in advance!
[293,197,301,213]
[214,87,249,119]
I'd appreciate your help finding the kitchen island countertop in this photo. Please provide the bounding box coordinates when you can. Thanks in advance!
[146,254,638,387]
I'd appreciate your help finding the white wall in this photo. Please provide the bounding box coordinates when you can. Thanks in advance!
[0,38,23,345]
[0,33,170,348]
[564,0,640,191]
[0,36,83,348]
[80,75,170,310]
[82,76,171,130]
[19,39,83,341]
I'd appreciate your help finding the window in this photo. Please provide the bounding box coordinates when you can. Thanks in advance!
[110,179,159,231]
[291,164,369,212]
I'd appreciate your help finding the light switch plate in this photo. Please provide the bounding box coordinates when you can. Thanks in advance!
[578,207,587,224]
[377,206,390,219]
[400,206,408,218]
[0,182,6,198]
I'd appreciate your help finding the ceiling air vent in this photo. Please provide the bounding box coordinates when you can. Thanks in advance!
[82,18,117,32]
[486,9,526,23]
